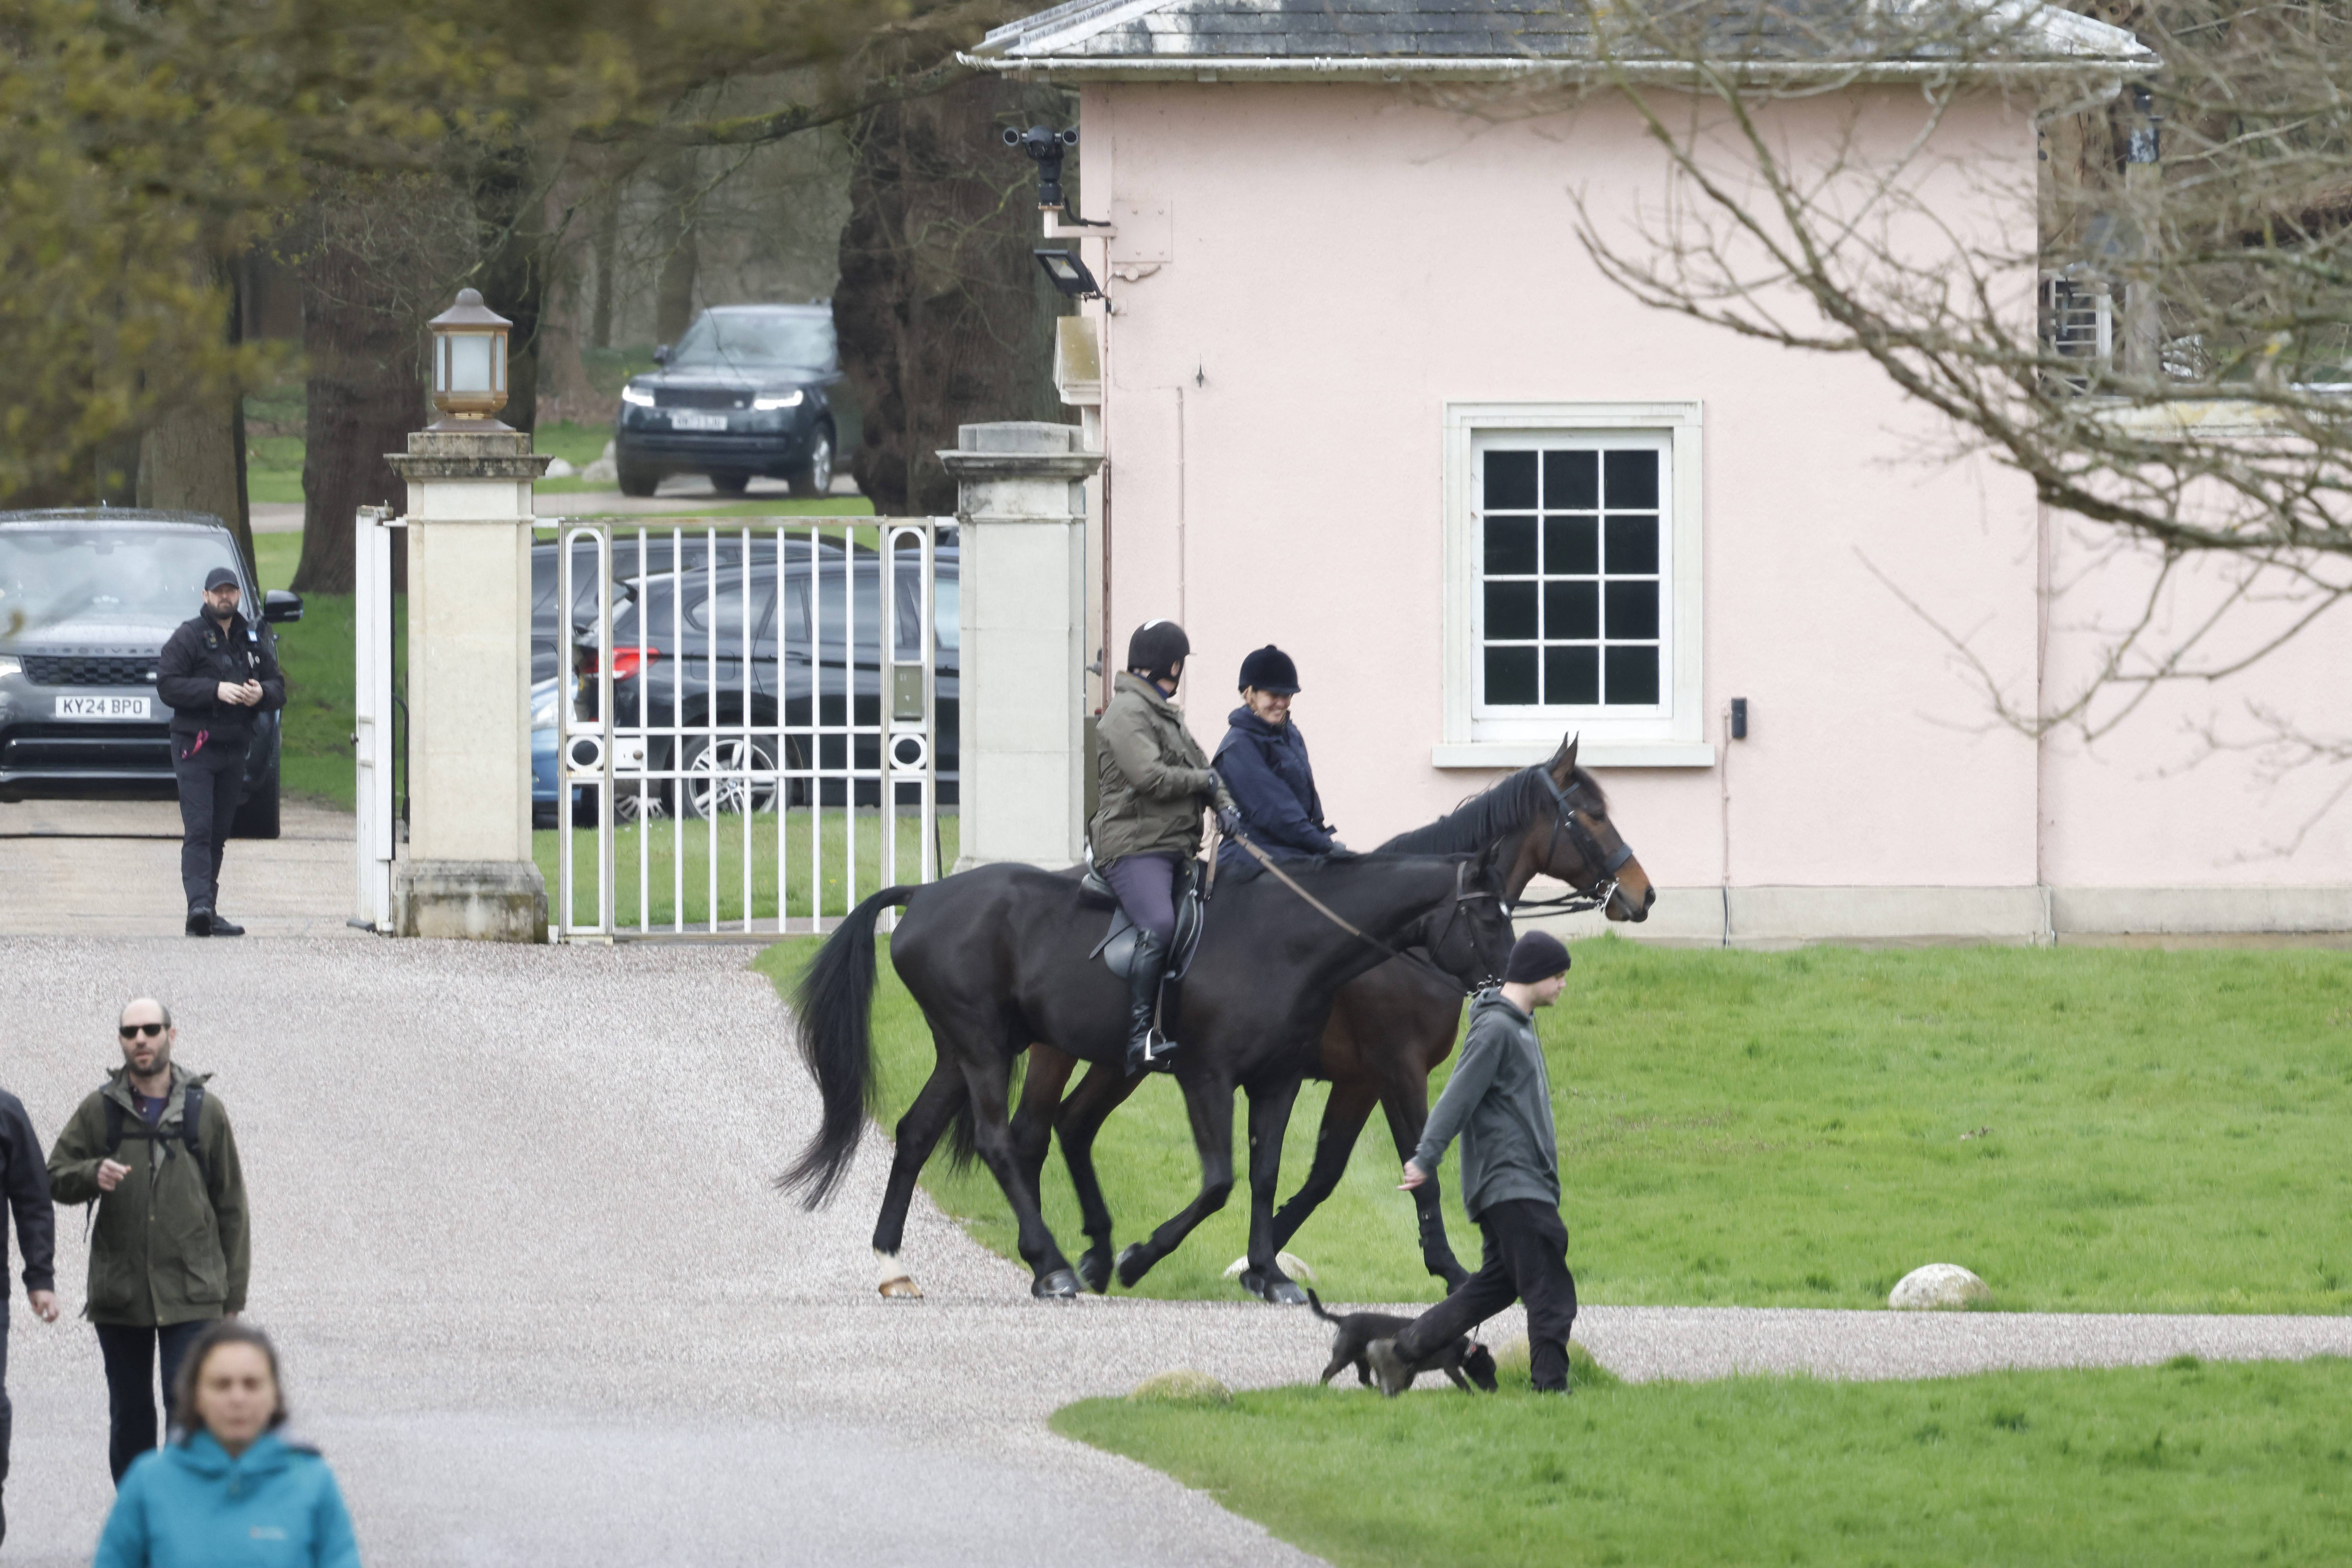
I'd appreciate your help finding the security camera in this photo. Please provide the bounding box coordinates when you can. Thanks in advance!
[1002,124,1080,210]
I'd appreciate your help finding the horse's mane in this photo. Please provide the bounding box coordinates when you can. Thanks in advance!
[1374,762,1604,857]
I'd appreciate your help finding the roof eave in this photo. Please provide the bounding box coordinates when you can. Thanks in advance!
[959,51,2161,84]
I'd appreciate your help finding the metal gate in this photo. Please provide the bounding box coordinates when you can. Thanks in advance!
[547,515,955,939]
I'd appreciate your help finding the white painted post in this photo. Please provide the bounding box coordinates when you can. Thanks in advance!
[382,427,552,939]
[351,505,397,930]
[938,422,1103,870]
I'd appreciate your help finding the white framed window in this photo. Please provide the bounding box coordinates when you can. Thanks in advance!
[1439,402,1711,767]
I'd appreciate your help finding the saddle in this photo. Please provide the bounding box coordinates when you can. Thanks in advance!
[1081,849,1209,1029]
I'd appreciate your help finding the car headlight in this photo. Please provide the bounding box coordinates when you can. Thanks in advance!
[531,682,560,730]
[0,655,18,679]
[753,390,805,411]
[621,384,656,407]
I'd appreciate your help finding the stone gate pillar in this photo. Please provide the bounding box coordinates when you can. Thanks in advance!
[383,427,552,938]
[938,422,1103,870]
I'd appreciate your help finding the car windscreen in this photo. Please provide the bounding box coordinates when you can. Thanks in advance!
[669,312,833,371]
[0,527,238,635]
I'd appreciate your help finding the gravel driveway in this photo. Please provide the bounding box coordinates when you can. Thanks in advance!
[3,937,2345,1567]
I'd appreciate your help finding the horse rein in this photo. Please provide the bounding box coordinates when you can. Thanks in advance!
[1506,770,1635,916]
[1222,830,1503,994]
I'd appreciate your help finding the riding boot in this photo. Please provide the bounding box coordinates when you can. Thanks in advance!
[1125,931,1174,1076]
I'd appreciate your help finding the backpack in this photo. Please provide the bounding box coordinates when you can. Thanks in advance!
[102,1080,211,1193]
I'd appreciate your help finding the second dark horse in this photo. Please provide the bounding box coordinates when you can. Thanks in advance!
[782,845,1521,1297]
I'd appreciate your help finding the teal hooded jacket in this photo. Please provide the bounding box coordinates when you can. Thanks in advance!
[95,1430,361,1568]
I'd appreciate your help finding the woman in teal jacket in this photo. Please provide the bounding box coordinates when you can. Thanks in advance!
[95,1320,361,1568]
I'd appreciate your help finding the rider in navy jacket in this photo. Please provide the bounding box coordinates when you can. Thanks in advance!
[1212,645,1338,874]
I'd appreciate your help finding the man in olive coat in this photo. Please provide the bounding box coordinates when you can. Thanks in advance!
[48,997,250,1484]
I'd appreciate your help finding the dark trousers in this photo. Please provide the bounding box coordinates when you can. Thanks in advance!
[95,1321,208,1485]
[1395,1198,1579,1391]
[173,736,245,911]
[0,1316,10,1542]
[1103,852,1181,943]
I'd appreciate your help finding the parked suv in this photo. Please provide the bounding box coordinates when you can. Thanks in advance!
[0,510,300,834]
[614,304,841,498]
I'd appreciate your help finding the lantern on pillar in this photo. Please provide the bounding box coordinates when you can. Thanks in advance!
[427,289,511,425]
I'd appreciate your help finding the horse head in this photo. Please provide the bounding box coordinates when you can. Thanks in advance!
[1418,838,1522,991]
[1522,735,1655,923]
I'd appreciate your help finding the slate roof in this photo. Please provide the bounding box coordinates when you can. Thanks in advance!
[969,0,2155,74]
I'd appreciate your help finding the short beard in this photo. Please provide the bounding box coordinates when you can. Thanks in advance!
[206,601,235,622]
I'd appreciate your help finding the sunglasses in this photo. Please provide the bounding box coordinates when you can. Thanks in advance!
[118,1022,167,1039]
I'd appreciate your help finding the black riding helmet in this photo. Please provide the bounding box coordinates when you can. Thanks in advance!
[1128,620,1191,683]
[1236,644,1299,695]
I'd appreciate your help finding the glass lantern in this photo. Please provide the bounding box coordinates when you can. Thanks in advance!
[427,288,512,424]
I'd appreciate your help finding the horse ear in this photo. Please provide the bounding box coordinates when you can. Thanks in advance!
[1549,732,1579,782]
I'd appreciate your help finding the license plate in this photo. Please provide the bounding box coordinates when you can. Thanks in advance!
[669,410,729,432]
[55,695,149,719]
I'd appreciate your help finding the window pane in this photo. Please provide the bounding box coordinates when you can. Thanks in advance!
[1485,580,1538,640]
[1544,580,1598,639]
[1543,516,1597,575]
[1484,516,1537,575]
[1544,645,1599,705]
[1544,450,1598,509]
[1604,644,1660,705]
[1604,514,1659,575]
[1604,449,1659,509]
[1604,580,1659,640]
[1485,645,1538,705]
[1484,450,1538,510]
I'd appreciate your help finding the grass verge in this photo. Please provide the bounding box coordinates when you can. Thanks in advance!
[538,810,956,930]
[1052,1355,2352,1568]
[752,938,2352,1313]
[252,531,365,810]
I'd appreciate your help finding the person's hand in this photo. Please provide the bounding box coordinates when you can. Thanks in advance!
[1216,806,1243,838]
[1398,1159,1429,1192]
[239,678,263,706]
[96,1158,132,1192]
[1327,838,1349,854]
[28,1288,58,1323]
[215,680,246,705]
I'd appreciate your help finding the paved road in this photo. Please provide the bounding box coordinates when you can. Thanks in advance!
[0,797,357,939]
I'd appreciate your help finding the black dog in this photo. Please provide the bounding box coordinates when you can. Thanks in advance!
[1307,1290,1497,1393]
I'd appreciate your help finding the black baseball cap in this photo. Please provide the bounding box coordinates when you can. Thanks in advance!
[203,567,240,592]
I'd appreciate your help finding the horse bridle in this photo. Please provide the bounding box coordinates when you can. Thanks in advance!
[1224,832,1506,994]
[1508,770,1636,916]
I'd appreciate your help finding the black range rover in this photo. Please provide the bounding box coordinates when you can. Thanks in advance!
[614,304,842,499]
[0,510,300,834]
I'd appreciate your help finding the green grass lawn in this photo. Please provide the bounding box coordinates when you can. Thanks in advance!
[752,938,2352,1314]
[251,532,367,808]
[1053,1355,2352,1568]
[539,810,956,932]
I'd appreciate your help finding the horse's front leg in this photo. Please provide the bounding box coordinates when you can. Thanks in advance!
[1240,1075,1308,1304]
[1055,1059,1146,1294]
[1115,1071,1236,1289]
[1382,1079,1469,1291]
[958,1049,1080,1298]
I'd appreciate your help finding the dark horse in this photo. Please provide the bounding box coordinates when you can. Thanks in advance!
[1010,734,1654,1300]
[781,844,1521,1298]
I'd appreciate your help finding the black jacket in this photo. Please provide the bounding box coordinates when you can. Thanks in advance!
[1212,707,1334,871]
[155,608,284,745]
[1,1087,56,1296]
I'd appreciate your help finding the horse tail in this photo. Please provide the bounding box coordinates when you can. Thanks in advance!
[778,884,916,1209]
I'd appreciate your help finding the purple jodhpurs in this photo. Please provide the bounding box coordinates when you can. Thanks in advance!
[1102,853,1181,944]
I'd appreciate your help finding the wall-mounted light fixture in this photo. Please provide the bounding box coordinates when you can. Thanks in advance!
[1034,249,1103,300]
[1730,697,1749,740]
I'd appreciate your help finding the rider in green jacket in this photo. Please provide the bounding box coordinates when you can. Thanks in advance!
[1091,620,1237,1074]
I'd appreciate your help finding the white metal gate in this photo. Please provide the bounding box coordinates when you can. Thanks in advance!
[548,515,954,939]
[353,505,399,930]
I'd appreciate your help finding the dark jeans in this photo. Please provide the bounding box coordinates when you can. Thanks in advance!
[173,736,245,911]
[96,1321,209,1485]
[1103,852,1181,943]
[1395,1198,1579,1391]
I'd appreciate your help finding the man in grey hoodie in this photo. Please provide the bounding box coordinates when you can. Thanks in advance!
[1368,930,1578,1395]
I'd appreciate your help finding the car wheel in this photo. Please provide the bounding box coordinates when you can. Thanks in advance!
[231,771,280,839]
[617,459,660,498]
[709,471,751,495]
[679,731,780,819]
[788,427,834,498]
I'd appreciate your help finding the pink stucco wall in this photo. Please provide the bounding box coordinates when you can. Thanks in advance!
[1073,80,2347,911]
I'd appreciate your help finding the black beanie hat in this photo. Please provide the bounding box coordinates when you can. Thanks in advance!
[1127,620,1191,682]
[1237,644,1300,695]
[1503,931,1571,985]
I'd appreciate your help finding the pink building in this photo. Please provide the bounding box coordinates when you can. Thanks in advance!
[966,0,2352,941]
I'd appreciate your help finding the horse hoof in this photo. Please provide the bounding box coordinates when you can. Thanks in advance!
[1116,1243,1151,1288]
[1263,1279,1309,1307]
[1078,1249,1113,1295]
[879,1276,923,1299]
[1033,1268,1082,1299]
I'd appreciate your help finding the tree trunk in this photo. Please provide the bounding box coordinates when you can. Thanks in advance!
[295,232,420,594]
[590,190,620,350]
[834,74,1069,513]
[137,261,254,571]
[472,143,548,436]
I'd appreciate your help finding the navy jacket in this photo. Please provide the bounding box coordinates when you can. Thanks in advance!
[155,609,284,746]
[1212,707,1335,871]
[0,1087,55,1296]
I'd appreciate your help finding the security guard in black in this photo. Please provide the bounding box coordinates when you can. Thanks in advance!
[154,567,283,936]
